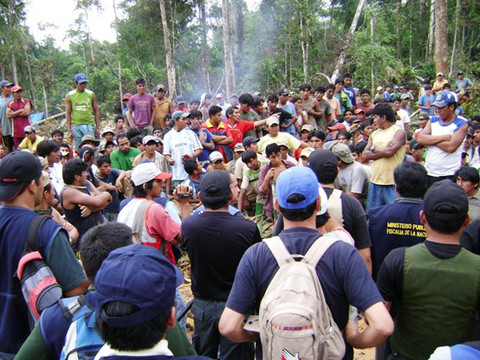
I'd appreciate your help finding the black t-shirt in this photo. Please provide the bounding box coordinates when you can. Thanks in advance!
[461,220,480,255]
[273,187,371,250]
[181,211,261,301]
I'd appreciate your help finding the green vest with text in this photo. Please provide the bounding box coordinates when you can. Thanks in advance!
[391,243,480,360]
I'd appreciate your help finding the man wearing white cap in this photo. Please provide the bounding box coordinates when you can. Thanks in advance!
[432,72,448,94]
[164,111,203,187]
[257,117,308,154]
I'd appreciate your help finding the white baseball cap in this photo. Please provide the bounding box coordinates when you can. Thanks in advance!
[131,162,171,186]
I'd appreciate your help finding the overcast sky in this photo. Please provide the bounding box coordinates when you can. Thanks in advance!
[26,0,260,50]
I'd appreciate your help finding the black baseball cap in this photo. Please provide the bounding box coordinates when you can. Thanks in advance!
[0,151,42,202]
[308,149,338,182]
[200,171,231,203]
[423,180,468,221]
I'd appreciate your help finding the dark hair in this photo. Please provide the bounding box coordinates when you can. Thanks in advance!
[425,213,466,234]
[292,96,301,104]
[337,130,352,141]
[314,86,326,94]
[130,136,143,148]
[266,94,279,103]
[80,223,132,282]
[359,119,373,131]
[372,103,396,122]
[96,303,170,351]
[334,78,344,85]
[352,141,367,155]
[471,115,480,123]
[63,158,88,185]
[315,164,338,184]
[471,123,480,132]
[190,99,200,105]
[442,83,451,90]
[299,83,312,92]
[117,134,129,144]
[394,162,428,198]
[133,178,155,198]
[51,129,64,138]
[265,143,280,157]
[279,195,317,221]
[37,140,60,158]
[225,106,238,118]
[96,155,111,168]
[135,78,145,85]
[189,110,202,119]
[183,158,198,175]
[308,130,326,141]
[326,84,335,91]
[455,166,480,188]
[360,88,371,96]
[343,73,352,79]
[238,93,254,107]
[241,150,257,164]
[114,115,124,124]
[424,85,432,90]
[126,128,142,140]
[253,97,264,107]
[208,105,222,118]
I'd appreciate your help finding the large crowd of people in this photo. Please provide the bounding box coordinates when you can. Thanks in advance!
[1,70,480,360]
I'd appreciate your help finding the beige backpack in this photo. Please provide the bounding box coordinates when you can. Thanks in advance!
[259,234,346,360]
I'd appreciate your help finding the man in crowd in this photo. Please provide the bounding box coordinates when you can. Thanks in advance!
[94,244,209,360]
[417,85,435,116]
[0,80,13,152]
[219,166,393,360]
[0,152,88,355]
[392,98,410,132]
[368,162,427,279]
[7,85,32,149]
[417,91,468,186]
[454,71,473,92]
[189,110,215,168]
[110,134,142,171]
[257,117,306,154]
[182,171,261,359]
[364,103,406,208]
[127,78,156,136]
[355,88,375,114]
[343,73,357,107]
[238,150,269,216]
[377,180,480,360]
[18,125,44,154]
[276,88,297,135]
[66,73,100,149]
[238,93,260,137]
[332,143,369,204]
[164,111,203,187]
[203,105,233,162]
[432,72,448,94]
[299,83,323,130]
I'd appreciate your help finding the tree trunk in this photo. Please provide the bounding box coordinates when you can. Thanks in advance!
[331,0,365,82]
[426,0,435,61]
[300,16,308,82]
[434,0,448,75]
[449,0,461,77]
[22,43,36,108]
[370,10,375,94]
[83,9,95,64]
[198,0,211,93]
[113,0,123,110]
[222,0,234,98]
[232,0,243,58]
[11,51,18,85]
[42,83,48,118]
[158,0,176,98]
[395,0,401,59]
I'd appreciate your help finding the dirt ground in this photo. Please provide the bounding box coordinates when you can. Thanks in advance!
[178,281,376,360]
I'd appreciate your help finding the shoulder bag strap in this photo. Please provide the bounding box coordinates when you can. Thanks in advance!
[264,236,294,267]
[303,233,342,267]
[25,215,49,253]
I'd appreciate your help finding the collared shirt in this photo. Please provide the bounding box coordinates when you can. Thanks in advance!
[95,339,173,360]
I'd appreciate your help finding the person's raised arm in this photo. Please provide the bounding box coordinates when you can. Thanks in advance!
[92,93,100,137]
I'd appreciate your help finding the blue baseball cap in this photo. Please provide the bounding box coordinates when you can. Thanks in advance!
[276,166,319,210]
[432,91,456,108]
[74,73,88,83]
[95,244,183,328]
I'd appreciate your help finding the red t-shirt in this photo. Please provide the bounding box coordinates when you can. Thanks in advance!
[223,120,255,149]
[7,98,31,137]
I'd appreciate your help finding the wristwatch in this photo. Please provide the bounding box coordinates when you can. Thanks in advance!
[371,146,376,153]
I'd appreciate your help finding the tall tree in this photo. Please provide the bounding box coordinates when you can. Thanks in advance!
[222,0,234,97]
[434,0,448,74]
[158,0,176,97]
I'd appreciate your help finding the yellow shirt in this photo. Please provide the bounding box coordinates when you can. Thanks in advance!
[18,135,44,153]
[258,133,301,154]
[370,125,405,185]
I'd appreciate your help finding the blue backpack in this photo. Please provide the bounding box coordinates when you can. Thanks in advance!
[58,295,104,360]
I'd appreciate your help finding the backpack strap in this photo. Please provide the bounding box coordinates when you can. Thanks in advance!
[303,232,342,267]
[131,199,152,244]
[25,215,49,253]
[327,188,343,226]
[58,295,92,322]
[264,236,294,267]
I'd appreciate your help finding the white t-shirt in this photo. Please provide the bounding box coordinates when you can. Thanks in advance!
[163,128,202,181]
[396,108,411,129]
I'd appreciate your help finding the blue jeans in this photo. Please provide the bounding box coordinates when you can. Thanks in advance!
[191,299,254,360]
[176,288,187,334]
[72,124,95,150]
[368,183,397,209]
